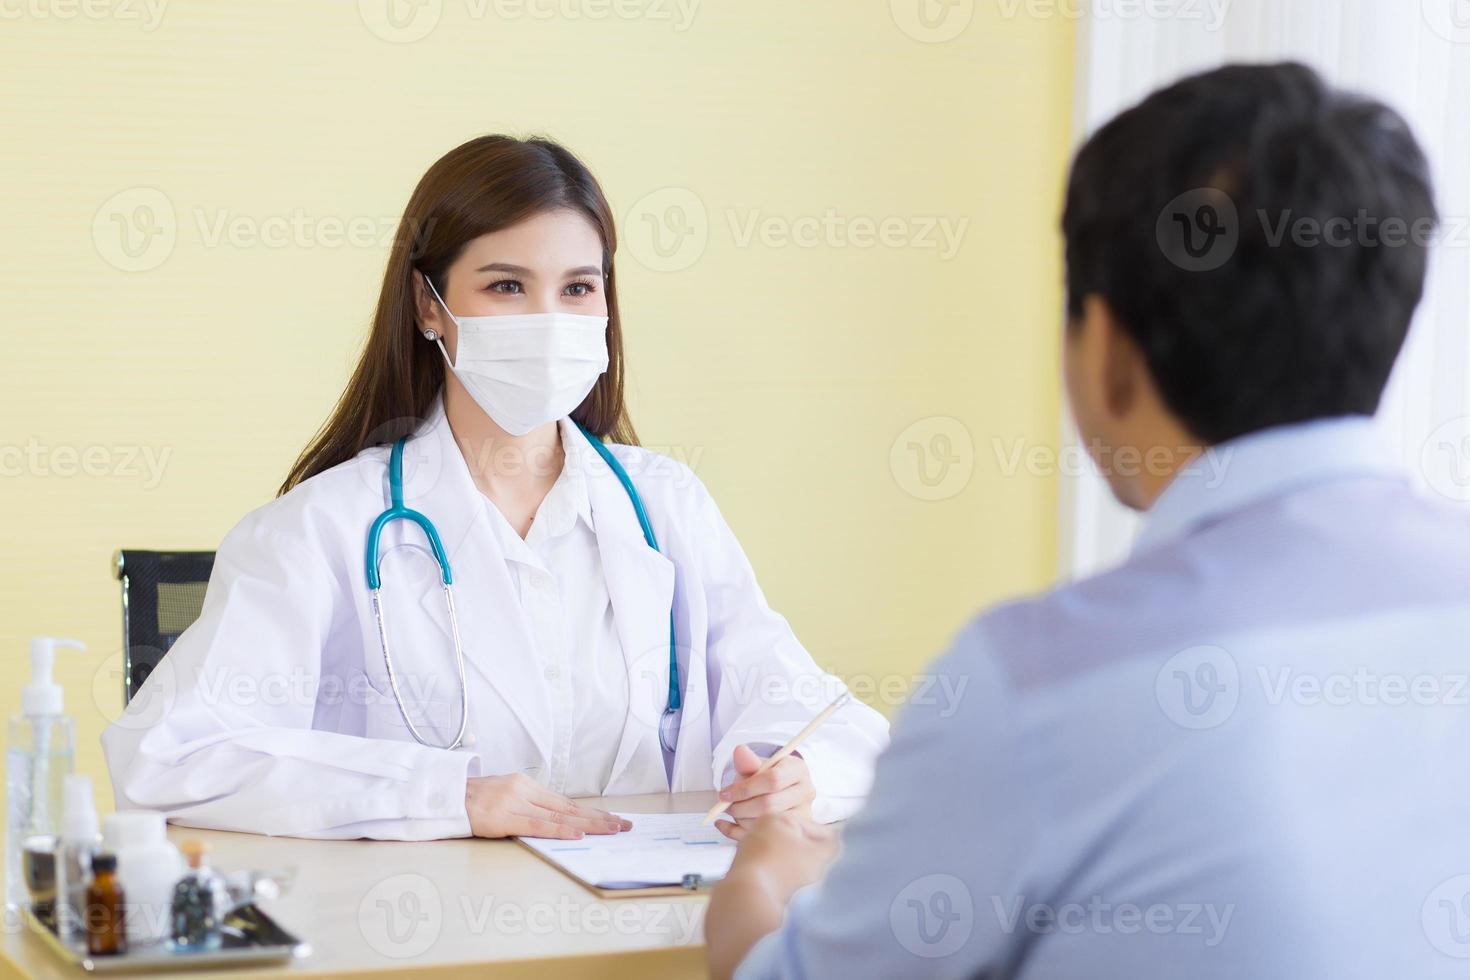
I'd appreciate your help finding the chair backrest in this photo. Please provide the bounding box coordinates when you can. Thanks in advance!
[113,550,215,705]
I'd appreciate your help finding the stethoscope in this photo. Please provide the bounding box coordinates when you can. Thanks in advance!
[364,425,681,754]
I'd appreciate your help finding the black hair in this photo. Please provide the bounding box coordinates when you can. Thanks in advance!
[1061,62,1437,444]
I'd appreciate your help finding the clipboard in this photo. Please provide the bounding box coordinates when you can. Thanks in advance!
[515,811,735,900]
[515,838,719,898]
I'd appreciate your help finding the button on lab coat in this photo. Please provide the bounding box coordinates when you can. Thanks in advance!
[102,398,890,839]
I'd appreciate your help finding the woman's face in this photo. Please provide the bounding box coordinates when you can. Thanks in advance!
[420,207,608,364]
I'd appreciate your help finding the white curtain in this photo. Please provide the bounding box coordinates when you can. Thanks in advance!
[1060,0,1470,577]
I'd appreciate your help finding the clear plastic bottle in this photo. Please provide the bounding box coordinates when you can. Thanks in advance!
[168,840,228,953]
[55,775,102,947]
[5,638,83,911]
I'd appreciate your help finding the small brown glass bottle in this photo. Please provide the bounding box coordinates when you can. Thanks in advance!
[84,853,126,956]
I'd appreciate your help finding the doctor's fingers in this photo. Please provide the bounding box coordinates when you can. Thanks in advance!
[721,755,807,804]
[723,781,816,821]
[524,786,633,832]
[509,815,590,840]
[515,799,628,835]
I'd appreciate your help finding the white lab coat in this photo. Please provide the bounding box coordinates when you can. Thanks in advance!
[102,398,889,840]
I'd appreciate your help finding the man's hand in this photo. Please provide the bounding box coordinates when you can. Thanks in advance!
[728,811,841,896]
[706,813,841,980]
[464,773,633,839]
[716,744,817,841]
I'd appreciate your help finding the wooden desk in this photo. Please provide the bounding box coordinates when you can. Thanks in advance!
[0,792,715,979]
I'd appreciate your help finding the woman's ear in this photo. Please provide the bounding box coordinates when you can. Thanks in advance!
[414,272,442,340]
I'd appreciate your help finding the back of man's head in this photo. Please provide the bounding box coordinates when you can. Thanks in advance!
[1062,62,1437,445]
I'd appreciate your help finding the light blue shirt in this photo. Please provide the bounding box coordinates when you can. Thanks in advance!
[738,417,1470,979]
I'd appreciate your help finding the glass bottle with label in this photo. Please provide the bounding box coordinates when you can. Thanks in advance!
[84,853,126,957]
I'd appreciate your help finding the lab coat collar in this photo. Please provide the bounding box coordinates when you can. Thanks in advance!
[1133,415,1402,555]
[578,432,680,793]
[395,396,477,562]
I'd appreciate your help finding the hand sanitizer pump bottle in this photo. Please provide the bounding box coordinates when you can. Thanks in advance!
[5,637,83,911]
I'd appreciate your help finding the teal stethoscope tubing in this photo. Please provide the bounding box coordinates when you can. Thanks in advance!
[364,424,681,753]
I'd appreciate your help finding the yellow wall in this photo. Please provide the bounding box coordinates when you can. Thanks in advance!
[0,2,1073,810]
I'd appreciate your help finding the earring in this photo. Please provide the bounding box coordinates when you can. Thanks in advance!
[422,328,439,341]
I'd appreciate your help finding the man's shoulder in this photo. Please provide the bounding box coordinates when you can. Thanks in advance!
[965,475,1470,694]
[947,551,1193,697]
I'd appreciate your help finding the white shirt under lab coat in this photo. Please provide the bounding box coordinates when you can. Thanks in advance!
[102,398,889,839]
[478,417,629,798]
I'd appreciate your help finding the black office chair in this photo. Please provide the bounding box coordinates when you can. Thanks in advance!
[112,550,215,705]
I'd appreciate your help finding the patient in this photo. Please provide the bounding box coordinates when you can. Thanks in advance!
[707,62,1469,979]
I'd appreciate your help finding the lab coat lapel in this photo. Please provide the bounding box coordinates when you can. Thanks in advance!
[402,401,553,761]
[582,446,678,793]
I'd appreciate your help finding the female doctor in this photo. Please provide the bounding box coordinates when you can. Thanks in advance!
[102,135,889,842]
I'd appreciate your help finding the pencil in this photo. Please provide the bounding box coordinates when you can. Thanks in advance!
[702,692,853,825]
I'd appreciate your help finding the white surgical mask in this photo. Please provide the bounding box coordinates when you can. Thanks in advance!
[424,277,609,436]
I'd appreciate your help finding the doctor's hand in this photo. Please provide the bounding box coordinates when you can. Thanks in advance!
[714,744,816,842]
[464,773,633,840]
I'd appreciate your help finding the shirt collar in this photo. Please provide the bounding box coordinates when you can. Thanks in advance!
[1133,415,1401,555]
[553,417,596,533]
[480,418,596,559]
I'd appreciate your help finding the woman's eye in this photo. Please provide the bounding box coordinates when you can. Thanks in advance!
[565,280,597,297]
[488,279,523,294]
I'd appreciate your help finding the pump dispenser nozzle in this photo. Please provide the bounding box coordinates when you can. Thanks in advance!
[24,637,85,717]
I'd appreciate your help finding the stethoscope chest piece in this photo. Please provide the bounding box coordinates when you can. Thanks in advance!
[659,706,680,754]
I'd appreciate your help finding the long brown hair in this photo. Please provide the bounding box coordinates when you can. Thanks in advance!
[279,135,638,495]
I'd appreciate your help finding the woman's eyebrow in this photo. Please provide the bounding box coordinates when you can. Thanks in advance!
[473,262,603,277]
